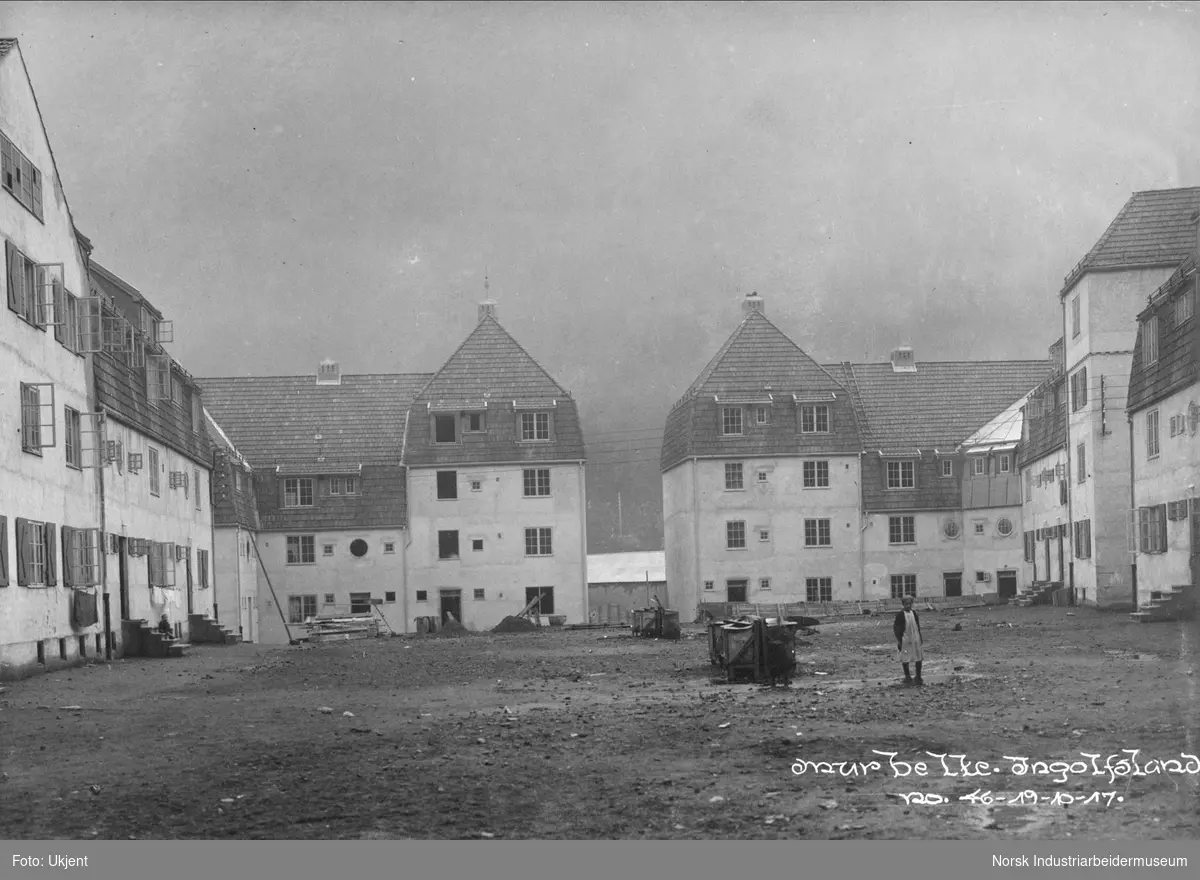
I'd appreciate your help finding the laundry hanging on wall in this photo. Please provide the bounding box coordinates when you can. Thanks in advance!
[72,589,99,629]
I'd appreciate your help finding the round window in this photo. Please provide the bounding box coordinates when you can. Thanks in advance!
[350,539,368,558]
[943,520,960,539]
[997,518,1013,537]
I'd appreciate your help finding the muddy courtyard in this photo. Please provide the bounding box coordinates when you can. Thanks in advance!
[1,604,1198,840]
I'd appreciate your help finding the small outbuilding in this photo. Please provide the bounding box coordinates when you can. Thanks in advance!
[587,551,667,625]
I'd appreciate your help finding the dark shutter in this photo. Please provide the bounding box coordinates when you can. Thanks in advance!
[61,525,75,588]
[52,279,64,344]
[1156,504,1168,552]
[43,522,57,586]
[15,518,29,585]
[5,239,20,315]
[0,515,8,587]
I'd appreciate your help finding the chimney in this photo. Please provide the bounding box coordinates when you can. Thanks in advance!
[478,300,498,323]
[889,346,916,373]
[741,291,764,318]
[316,358,341,386]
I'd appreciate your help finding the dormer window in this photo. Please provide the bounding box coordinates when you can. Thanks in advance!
[464,411,486,433]
[520,411,551,441]
[755,406,769,425]
[972,457,986,476]
[1143,316,1159,365]
[434,414,457,443]
[721,407,743,436]
[886,460,915,489]
[283,478,314,507]
[800,404,829,433]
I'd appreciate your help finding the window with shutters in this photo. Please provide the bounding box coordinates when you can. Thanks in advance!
[724,462,744,491]
[15,519,52,586]
[1,131,44,220]
[803,460,829,488]
[1138,505,1168,554]
[20,382,55,453]
[1073,519,1092,560]
[148,447,160,495]
[1071,367,1088,412]
[1023,531,1034,562]
[148,541,176,587]
[286,535,315,565]
[464,411,486,433]
[800,404,830,433]
[62,526,100,587]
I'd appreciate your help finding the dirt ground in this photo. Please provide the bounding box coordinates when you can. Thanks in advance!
[1,603,1198,840]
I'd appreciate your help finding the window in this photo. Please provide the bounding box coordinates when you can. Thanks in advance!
[329,476,358,495]
[438,530,460,560]
[890,574,917,599]
[1138,505,1168,554]
[322,544,334,556]
[196,549,209,588]
[520,412,550,441]
[350,593,372,614]
[726,520,746,550]
[886,460,915,489]
[756,470,768,483]
[323,593,335,604]
[147,541,176,587]
[148,447,160,495]
[472,538,484,552]
[806,577,832,603]
[383,542,395,554]
[525,587,555,615]
[146,355,171,406]
[473,588,485,600]
[1175,284,1195,326]
[523,468,551,497]
[1143,316,1159,365]
[759,577,771,592]
[287,594,318,623]
[1070,367,1088,412]
[194,470,202,510]
[284,477,314,507]
[1073,519,1092,560]
[756,406,769,425]
[1167,499,1190,520]
[724,462,744,491]
[1077,444,1087,483]
[973,522,985,535]
[943,519,960,539]
[286,535,315,565]
[470,480,482,492]
[20,383,55,453]
[64,407,81,468]
[888,516,915,545]
[15,519,51,586]
[1071,295,1081,338]
[1147,410,1160,459]
[0,515,8,588]
[972,458,986,476]
[800,404,830,433]
[416,590,428,602]
[721,407,743,436]
[465,412,486,432]
[996,518,1014,537]
[941,459,953,478]
[1,131,44,220]
[998,455,1010,474]
[804,518,831,547]
[385,591,397,603]
[434,415,457,443]
[758,528,770,542]
[703,580,714,591]
[437,471,458,500]
[524,527,552,556]
[726,579,748,603]
[803,460,829,488]
[349,539,368,558]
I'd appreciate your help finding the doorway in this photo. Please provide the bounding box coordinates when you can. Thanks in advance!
[943,572,963,597]
[439,589,462,625]
[997,570,1018,601]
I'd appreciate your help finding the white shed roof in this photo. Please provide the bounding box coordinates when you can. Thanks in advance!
[958,391,1030,454]
[587,551,666,584]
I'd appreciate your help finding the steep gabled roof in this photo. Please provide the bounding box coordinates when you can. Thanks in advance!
[1062,188,1200,296]
[414,314,570,405]
[827,361,1049,453]
[200,373,432,471]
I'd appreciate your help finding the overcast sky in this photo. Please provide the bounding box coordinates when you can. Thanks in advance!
[4,0,1199,441]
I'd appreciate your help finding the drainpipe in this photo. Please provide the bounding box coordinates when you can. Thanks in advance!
[1128,415,1137,611]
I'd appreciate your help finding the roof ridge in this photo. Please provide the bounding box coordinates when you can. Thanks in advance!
[199,372,434,381]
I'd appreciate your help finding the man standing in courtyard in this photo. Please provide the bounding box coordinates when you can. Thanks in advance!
[894,595,924,686]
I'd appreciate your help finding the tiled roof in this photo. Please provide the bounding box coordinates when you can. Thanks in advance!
[1062,188,1200,295]
[827,361,1050,452]
[1017,375,1067,468]
[587,551,667,584]
[405,315,586,465]
[199,374,432,471]
[1128,252,1199,413]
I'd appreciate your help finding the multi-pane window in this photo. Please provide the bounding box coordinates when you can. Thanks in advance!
[886,460,915,489]
[1070,367,1088,412]
[64,407,82,468]
[1071,295,1081,338]
[890,574,917,599]
[350,593,372,614]
[286,535,315,565]
[288,595,318,623]
[725,520,746,550]
[806,577,832,603]
[998,454,1011,474]
[523,468,551,497]
[438,530,460,559]
[972,458,986,476]
[758,528,770,542]
[721,407,743,436]
[147,541,176,587]
[803,518,831,547]
[756,406,769,425]
[148,447,160,495]
[437,471,458,500]
[20,520,49,585]
[20,382,55,453]
[1146,410,1160,459]
[1,131,44,220]
[329,476,359,495]
[888,515,916,545]
[525,586,554,615]
[284,477,314,507]
[62,526,100,586]
[941,459,953,478]
[1138,505,1168,554]
[521,412,550,441]
[800,404,830,433]
[802,460,829,488]
[524,527,552,556]
[759,577,771,592]
[1175,284,1195,326]
[724,462,744,491]
[1143,316,1159,365]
